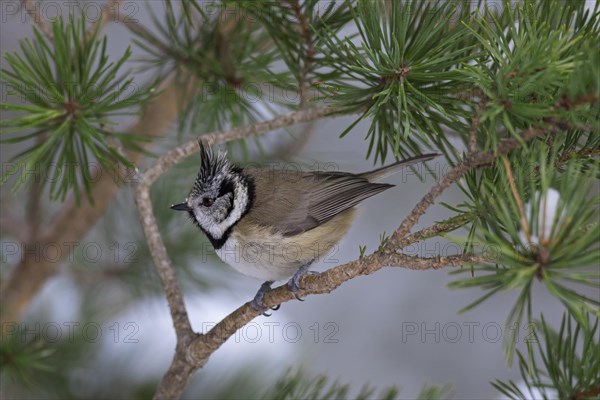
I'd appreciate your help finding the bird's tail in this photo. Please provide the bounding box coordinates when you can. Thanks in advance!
[359,153,439,182]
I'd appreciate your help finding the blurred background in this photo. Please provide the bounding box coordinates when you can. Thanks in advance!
[0,1,590,399]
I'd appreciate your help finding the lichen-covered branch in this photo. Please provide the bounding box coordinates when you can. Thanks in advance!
[134,184,194,339]
[186,252,483,368]
[151,247,481,400]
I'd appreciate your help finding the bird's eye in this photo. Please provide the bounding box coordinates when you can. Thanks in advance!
[201,197,214,207]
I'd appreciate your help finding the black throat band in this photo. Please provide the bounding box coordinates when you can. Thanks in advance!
[191,170,256,250]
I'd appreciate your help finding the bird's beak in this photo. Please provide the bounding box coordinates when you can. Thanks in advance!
[171,202,192,212]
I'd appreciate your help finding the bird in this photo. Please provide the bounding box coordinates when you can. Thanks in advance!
[171,142,438,314]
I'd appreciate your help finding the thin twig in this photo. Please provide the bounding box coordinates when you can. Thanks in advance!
[397,214,472,249]
[134,184,193,339]
[287,0,315,108]
[20,0,54,40]
[502,157,531,242]
[384,123,559,252]
[453,86,485,101]
[141,106,344,186]
[469,96,487,153]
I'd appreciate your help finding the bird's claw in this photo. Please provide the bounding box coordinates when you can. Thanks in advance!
[252,265,316,313]
[287,278,303,301]
[250,299,272,316]
[250,280,278,316]
[287,265,317,301]
[250,302,281,317]
[250,281,279,317]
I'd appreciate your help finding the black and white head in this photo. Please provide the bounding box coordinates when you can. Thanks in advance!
[171,142,254,248]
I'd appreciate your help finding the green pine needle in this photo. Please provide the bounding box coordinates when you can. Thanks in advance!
[262,369,452,400]
[316,0,478,163]
[491,312,599,400]
[448,145,599,364]
[0,16,155,202]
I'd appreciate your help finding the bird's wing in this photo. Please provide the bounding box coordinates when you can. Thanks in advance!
[245,169,392,236]
[305,172,392,224]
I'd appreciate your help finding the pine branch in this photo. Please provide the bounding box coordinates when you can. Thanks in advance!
[397,214,472,249]
[134,183,193,338]
[155,253,479,399]
[134,107,586,398]
[385,122,560,253]
[141,106,344,186]
[572,386,600,400]
[260,368,414,400]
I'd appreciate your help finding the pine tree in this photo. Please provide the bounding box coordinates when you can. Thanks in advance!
[1,1,598,399]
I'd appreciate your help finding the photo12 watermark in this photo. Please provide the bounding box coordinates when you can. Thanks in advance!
[200,320,340,344]
[1,1,139,24]
[1,158,467,195]
[1,321,140,344]
[400,321,538,344]
[1,240,138,265]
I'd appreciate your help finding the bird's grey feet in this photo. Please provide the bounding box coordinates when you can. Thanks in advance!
[250,281,279,316]
[287,264,317,301]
